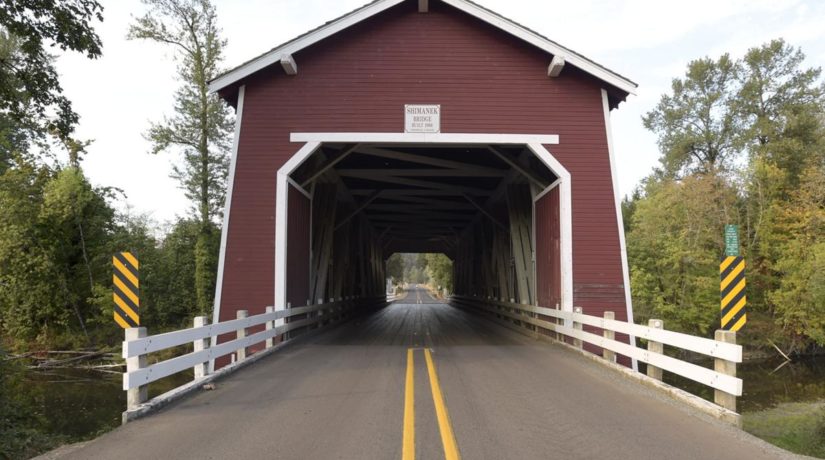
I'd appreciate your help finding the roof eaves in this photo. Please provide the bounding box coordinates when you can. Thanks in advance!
[209,0,637,96]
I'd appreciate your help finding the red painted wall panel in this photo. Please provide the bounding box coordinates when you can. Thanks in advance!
[219,1,628,329]
[535,187,561,309]
[287,185,311,309]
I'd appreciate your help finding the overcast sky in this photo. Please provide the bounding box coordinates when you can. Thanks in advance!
[55,0,825,225]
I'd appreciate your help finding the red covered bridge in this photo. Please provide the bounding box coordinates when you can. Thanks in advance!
[58,2,780,459]
[210,0,637,359]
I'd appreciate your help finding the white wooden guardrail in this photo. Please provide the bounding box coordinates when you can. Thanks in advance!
[451,295,743,416]
[122,296,388,415]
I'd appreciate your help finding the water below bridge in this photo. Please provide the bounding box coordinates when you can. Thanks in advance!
[35,287,806,459]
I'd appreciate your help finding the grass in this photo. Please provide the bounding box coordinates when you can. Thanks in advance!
[743,401,825,458]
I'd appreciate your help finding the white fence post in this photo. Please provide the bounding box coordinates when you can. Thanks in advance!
[126,327,148,410]
[237,310,248,361]
[193,316,209,379]
[603,311,615,362]
[714,330,737,412]
[265,306,274,349]
[573,307,583,349]
[647,319,664,381]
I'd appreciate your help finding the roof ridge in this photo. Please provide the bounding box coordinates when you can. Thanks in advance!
[209,0,637,96]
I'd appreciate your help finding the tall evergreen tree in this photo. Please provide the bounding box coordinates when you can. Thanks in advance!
[128,0,233,316]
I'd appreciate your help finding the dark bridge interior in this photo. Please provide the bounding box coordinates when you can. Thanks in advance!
[286,143,560,309]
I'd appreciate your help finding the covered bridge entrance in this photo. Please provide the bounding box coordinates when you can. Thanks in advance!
[209,0,637,363]
[99,2,758,458]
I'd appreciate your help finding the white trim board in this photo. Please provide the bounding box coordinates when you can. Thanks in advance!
[208,0,637,96]
[602,88,638,372]
[274,141,322,313]
[274,133,571,315]
[291,132,559,145]
[212,85,245,373]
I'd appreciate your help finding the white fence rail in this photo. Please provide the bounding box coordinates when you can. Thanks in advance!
[122,296,388,413]
[451,295,743,413]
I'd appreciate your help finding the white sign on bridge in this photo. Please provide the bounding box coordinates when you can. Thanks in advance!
[404,104,440,133]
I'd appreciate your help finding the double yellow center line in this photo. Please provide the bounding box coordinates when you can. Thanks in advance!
[403,348,460,460]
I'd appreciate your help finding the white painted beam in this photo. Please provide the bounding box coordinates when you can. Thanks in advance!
[547,55,565,78]
[280,54,298,75]
[291,133,559,145]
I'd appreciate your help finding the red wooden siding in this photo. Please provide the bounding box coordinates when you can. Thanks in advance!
[535,187,561,309]
[286,185,311,308]
[218,1,629,330]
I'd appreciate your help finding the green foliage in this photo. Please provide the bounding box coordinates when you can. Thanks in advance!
[743,402,825,458]
[0,160,116,346]
[643,54,739,176]
[386,253,404,283]
[0,1,103,140]
[768,165,825,349]
[128,0,233,317]
[633,39,825,349]
[127,0,233,224]
[152,219,219,326]
[425,253,453,293]
[627,172,738,335]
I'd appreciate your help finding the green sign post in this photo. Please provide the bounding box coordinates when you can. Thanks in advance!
[724,224,739,257]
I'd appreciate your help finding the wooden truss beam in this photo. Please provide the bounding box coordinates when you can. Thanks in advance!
[334,190,382,232]
[487,146,548,189]
[350,188,491,197]
[337,168,506,177]
[300,144,359,187]
[356,146,506,174]
[342,172,492,195]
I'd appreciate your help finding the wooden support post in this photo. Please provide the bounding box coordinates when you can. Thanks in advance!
[603,311,615,363]
[573,307,583,349]
[714,330,737,412]
[126,327,148,410]
[236,310,248,361]
[647,319,663,381]
[507,184,534,305]
[265,306,274,349]
[193,316,209,379]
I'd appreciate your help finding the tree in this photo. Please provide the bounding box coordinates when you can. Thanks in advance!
[128,0,234,316]
[386,253,404,283]
[735,39,824,168]
[643,55,739,177]
[627,172,739,335]
[0,158,116,347]
[0,0,103,140]
[736,41,825,324]
[768,164,825,350]
[633,39,825,350]
[425,253,453,293]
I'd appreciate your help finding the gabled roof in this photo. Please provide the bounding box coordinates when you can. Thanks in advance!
[209,0,637,97]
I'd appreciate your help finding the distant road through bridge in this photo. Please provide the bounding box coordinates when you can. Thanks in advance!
[50,288,794,460]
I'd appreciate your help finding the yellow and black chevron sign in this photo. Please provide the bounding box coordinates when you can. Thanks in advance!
[113,252,140,329]
[720,256,746,332]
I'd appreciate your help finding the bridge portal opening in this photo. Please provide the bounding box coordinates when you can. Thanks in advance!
[386,252,454,299]
[277,140,568,317]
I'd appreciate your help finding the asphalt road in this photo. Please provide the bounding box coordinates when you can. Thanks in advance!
[45,286,801,460]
